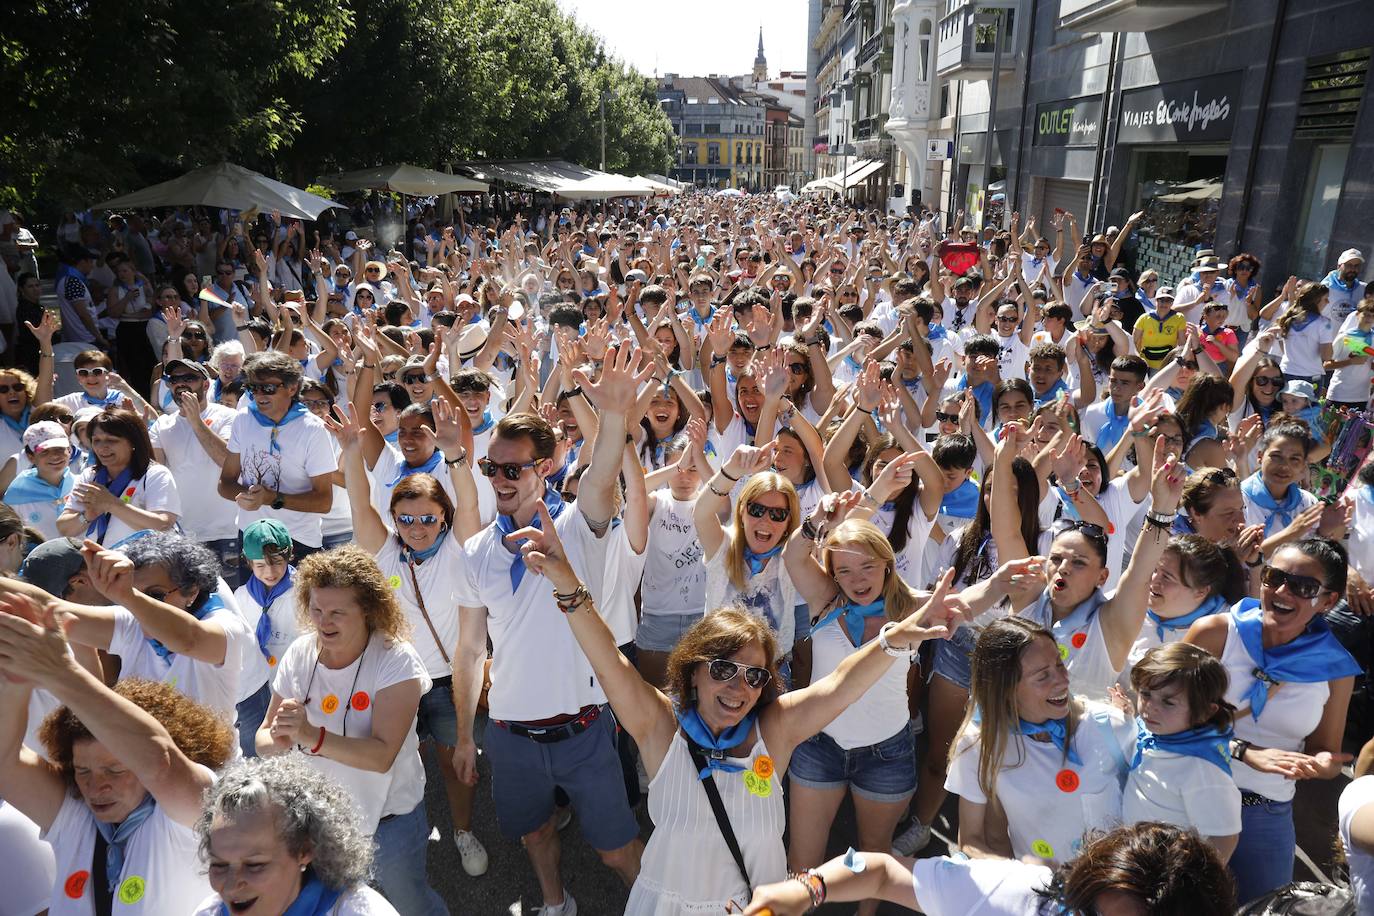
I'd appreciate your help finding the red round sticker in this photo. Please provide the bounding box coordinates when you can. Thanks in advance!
[351,691,371,711]
[1055,769,1080,793]
[65,870,90,899]
[1070,632,1087,649]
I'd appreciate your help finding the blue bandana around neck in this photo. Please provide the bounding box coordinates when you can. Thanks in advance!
[1028,588,1108,648]
[927,323,947,341]
[1034,378,1069,409]
[1094,399,1132,452]
[1147,592,1227,642]
[247,396,308,453]
[811,598,886,645]
[676,706,757,779]
[1130,718,1232,775]
[940,479,979,519]
[1018,717,1082,766]
[495,488,567,591]
[1240,472,1303,536]
[83,389,124,408]
[743,543,782,577]
[85,465,134,543]
[148,593,224,662]
[383,428,400,445]
[221,874,341,916]
[389,448,442,487]
[958,377,994,428]
[1291,312,1321,333]
[94,794,156,894]
[403,527,448,564]
[1232,598,1360,720]
[1171,513,1197,536]
[1,405,30,435]
[845,353,863,375]
[5,466,75,507]
[472,409,495,436]
[1325,269,1359,294]
[689,306,715,329]
[1295,404,1324,443]
[248,566,294,659]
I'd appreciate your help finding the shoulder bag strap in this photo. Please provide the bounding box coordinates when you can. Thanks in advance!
[92,829,115,916]
[406,558,451,666]
[685,740,752,895]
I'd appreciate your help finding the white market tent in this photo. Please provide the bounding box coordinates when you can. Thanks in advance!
[801,176,844,194]
[625,175,683,195]
[318,164,488,195]
[555,174,654,200]
[94,162,342,220]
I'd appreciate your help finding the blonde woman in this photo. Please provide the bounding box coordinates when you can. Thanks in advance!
[695,441,802,649]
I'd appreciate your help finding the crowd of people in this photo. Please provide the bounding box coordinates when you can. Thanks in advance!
[0,192,1370,915]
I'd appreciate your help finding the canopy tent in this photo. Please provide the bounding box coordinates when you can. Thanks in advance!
[625,175,683,195]
[1157,180,1222,203]
[714,188,745,197]
[317,164,488,195]
[801,176,844,194]
[555,174,653,200]
[94,162,342,220]
[454,159,601,193]
[644,173,687,192]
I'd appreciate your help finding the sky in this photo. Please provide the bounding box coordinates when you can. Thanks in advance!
[556,0,809,79]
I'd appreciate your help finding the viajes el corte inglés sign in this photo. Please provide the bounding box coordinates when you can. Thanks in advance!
[1117,71,1244,144]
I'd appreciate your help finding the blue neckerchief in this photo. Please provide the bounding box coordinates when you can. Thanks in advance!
[1232,598,1360,720]
[676,707,757,779]
[743,543,782,577]
[389,448,442,487]
[940,478,979,518]
[148,593,224,662]
[1028,588,1108,646]
[1034,378,1069,409]
[1166,386,1184,401]
[211,377,223,402]
[1018,717,1082,766]
[472,409,494,436]
[402,527,448,564]
[1147,592,1227,642]
[247,567,294,659]
[845,354,863,374]
[928,323,947,341]
[82,389,123,407]
[5,466,75,507]
[1130,718,1232,775]
[1095,399,1132,452]
[1138,291,1155,314]
[1171,513,1197,535]
[689,306,715,329]
[1190,418,1218,448]
[383,428,399,445]
[1240,472,1303,536]
[1291,312,1321,333]
[247,396,308,453]
[958,377,994,428]
[85,465,134,543]
[901,374,922,392]
[1256,401,1276,425]
[1325,269,1359,294]
[1295,404,1324,443]
[94,794,156,894]
[1,405,30,435]
[741,414,757,440]
[222,874,341,916]
[495,489,567,591]
[811,598,886,645]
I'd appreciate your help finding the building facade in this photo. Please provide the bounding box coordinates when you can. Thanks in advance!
[657,75,767,189]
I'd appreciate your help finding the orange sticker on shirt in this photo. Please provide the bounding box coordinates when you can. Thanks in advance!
[1055,769,1080,793]
[753,755,774,779]
[321,694,340,714]
[1070,632,1087,649]
[351,691,371,711]
[267,655,277,667]
[65,870,89,899]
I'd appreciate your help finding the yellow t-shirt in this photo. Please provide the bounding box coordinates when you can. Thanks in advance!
[1133,310,1186,368]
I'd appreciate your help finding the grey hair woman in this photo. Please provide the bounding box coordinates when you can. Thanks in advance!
[193,754,399,915]
[122,531,222,609]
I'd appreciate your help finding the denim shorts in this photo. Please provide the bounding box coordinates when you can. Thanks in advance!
[415,676,459,747]
[635,611,703,652]
[789,723,917,803]
[933,624,978,690]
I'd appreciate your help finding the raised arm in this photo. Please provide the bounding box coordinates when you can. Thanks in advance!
[324,405,390,553]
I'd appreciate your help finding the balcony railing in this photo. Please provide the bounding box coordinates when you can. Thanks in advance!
[1057,0,1226,33]
[936,1,1019,80]
[858,30,883,65]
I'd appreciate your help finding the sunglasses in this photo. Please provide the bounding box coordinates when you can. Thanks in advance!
[0,383,25,394]
[1261,566,1329,600]
[1254,376,1283,389]
[182,331,207,340]
[1052,518,1108,544]
[76,367,109,378]
[478,457,538,480]
[245,382,282,395]
[370,401,392,412]
[401,373,430,386]
[746,501,790,523]
[144,585,181,604]
[786,362,808,375]
[1179,360,1199,370]
[935,411,959,424]
[396,513,441,527]
[163,373,202,385]
[1203,467,1238,485]
[997,314,1019,322]
[708,658,772,690]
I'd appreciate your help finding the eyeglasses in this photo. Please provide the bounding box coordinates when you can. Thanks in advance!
[708,658,772,690]
[76,367,108,378]
[1254,376,1283,389]
[245,382,282,395]
[1260,566,1327,600]
[997,314,1019,323]
[746,501,790,523]
[1051,518,1108,545]
[301,398,331,411]
[786,362,808,375]
[935,411,959,424]
[144,585,182,604]
[478,457,539,480]
[401,373,430,386]
[163,373,202,385]
[396,513,441,527]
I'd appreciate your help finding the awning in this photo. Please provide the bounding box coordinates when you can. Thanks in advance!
[94,162,342,220]
[1157,181,1222,203]
[843,158,888,188]
[318,164,488,195]
[556,174,654,200]
[801,176,844,194]
[454,159,601,192]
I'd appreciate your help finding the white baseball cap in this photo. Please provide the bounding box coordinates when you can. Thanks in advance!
[23,421,70,454]
[1339,248,1365,265]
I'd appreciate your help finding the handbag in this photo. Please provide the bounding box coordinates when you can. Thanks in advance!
[684,741,753,896]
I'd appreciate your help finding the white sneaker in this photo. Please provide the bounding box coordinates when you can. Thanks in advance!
[533,891,577,915]
[891,818,931,856]
[454,829,489,876]
[554,806,573,832]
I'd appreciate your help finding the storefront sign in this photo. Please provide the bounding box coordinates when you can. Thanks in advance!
[1118,71,1244,144]
[1033,97,1102,147]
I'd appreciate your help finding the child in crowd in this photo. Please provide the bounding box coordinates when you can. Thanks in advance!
[231,518,299,758]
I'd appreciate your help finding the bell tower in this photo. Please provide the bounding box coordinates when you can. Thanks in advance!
[753,28,767,82]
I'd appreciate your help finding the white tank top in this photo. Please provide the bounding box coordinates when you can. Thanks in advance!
[1220,611,1328,801]
[810,616,913,749]
[625,730,786,914]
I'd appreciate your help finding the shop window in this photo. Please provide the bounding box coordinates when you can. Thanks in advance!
[1291,143,1350,279]
[917,20,932,82]
[1126,148,1227,282]
[684,143,698,164]
[707,143,721,164]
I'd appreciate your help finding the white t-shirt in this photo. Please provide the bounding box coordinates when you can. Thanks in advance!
[0,799,54,916]
[41,774,215,916]
[149,404,238,541]
[1123,743,1241,838]
[272,632,430,833]
[641,490,708,617]
[1351,486,1374,585]
[995,332,1030,380]
[1329,313,1374,404]
[461,505,612,721]
[910,856,1054,916]
[703,535,799,648]
[1341,775,1374,916]
[230,578,300,700]
[1278,314,1333,379]
[601,522,647,646]
[193,885,400,916]
[227,409,337,548]
[63,464,181,547]
[375,534,468,678]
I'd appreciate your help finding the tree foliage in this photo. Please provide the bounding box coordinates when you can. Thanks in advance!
[0,0,674,216]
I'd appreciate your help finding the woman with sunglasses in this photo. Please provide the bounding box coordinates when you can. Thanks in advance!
[504,497,959,915]
[0,331,56,459]
[57,408,180,545]
[1228,330,1284,431]
[1185,537,1359,900]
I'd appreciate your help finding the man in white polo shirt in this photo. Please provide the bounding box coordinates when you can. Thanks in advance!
[453,345,655,916]
[218,351,336,559]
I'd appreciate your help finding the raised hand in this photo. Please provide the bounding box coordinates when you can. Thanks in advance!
[1149,446,1185,511]
[424,396,469,457]
[756,346,788,401]
[724,441,776,480]
[868,451,921,502]
[80,540,137,604]
[24,310,57,349]
[504,500,577,590]
[0,593,69,687]
[1050,432,1087,485]
[707,308,735,355]
[854,360,882,413]
[575,343,656,415]
[322,403,364,452]
[894,567,958,641]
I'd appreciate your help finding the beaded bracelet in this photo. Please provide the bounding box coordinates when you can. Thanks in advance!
[786,871,826,910]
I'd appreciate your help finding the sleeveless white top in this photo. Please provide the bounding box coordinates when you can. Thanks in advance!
[1220,612,1329,802]
[625,731,786,914]
[810,617,913,749]
[703,537,798,648]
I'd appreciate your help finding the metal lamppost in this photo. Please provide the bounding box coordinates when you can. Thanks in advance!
[600,90,609,172]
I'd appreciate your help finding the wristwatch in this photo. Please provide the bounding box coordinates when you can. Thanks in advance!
[1230,739,1251,762]
[271,492,286,511]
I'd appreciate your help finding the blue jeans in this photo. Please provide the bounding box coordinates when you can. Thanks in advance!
[1230,796,1294,904]
[373,803,449,916]
[234,681,272,759]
